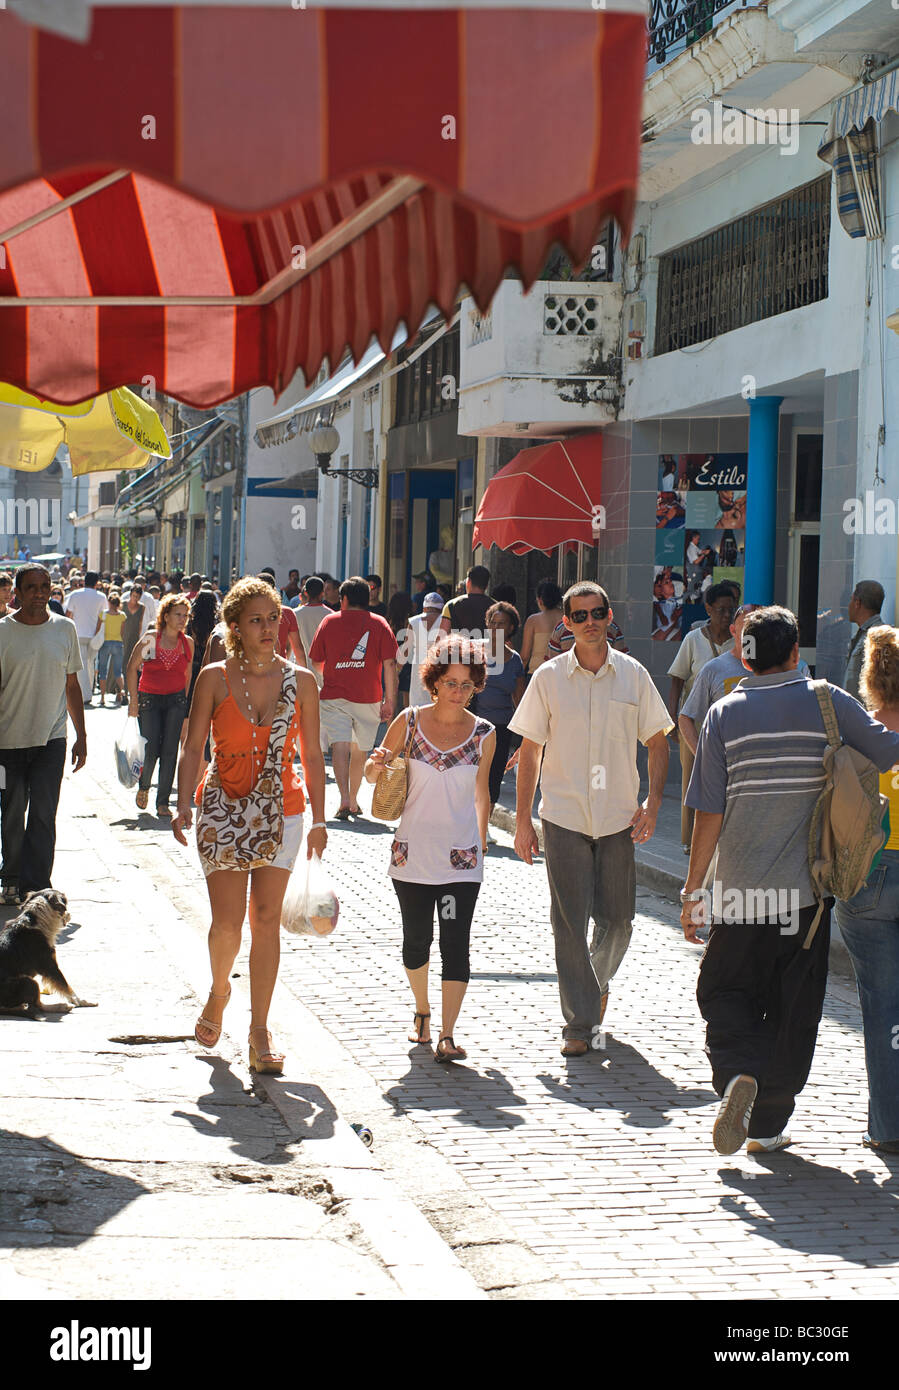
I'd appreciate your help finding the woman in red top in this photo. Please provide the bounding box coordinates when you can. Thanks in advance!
[126,594,194,817]
[172,578,326,1075]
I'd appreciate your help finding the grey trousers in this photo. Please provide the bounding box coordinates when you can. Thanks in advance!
[542,819,636,1042]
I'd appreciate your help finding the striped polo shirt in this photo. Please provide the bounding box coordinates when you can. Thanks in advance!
[686,669,899,911]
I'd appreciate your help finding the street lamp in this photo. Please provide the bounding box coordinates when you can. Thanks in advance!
[310,421,378,488]
[310,422,340,472]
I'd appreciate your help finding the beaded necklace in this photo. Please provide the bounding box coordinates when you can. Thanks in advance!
[235,653,281,726]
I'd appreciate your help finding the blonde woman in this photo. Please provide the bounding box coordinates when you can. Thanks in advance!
[835,626,899,1154]
[126,593,194,816]
[172,578,326,1075]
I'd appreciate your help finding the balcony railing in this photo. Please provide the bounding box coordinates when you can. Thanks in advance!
[654,176,830,355]
[649,0,745,66]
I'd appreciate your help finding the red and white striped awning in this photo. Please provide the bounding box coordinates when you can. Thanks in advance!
[0,4,647,407]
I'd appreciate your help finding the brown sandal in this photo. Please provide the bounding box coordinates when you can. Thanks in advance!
[435,1035,467,1062]
[409,1011,431,1044]
[195,987,231,1048]
[249,1027,285,1075]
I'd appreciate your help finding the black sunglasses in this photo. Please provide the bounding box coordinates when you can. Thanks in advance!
[569,606,609,624]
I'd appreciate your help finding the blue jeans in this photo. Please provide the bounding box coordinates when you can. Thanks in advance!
[138,690,187,807]
[835,848,899,1143]
[97,640,123,682]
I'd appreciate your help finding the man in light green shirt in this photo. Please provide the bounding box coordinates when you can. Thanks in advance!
[0,565,86,905]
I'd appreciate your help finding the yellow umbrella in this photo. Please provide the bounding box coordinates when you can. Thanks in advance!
[0,385,171,476]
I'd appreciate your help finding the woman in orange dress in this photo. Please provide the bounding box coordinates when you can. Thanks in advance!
[172,577,326,1074]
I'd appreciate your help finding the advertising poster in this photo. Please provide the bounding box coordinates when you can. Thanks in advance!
[653,454,748,637]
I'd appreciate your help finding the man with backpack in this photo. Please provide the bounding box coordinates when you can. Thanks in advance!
[679,606,899,1157]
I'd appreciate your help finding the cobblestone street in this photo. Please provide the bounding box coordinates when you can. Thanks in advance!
[64,710,899,1300]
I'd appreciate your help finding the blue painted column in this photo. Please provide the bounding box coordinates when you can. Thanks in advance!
[743,396,783,605]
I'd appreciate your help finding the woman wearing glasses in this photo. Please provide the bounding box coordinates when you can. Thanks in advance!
[365,636,496,1062]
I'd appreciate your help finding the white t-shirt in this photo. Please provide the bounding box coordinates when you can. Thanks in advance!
[667,626,731,703]
[405,613,443,707]
[0,613,82,746]
[294,604,330,688]
[140,592,159,627]
[65,586,107,638]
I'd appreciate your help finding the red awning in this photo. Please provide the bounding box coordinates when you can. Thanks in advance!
[472,435,603,556]
[0,5,647,406]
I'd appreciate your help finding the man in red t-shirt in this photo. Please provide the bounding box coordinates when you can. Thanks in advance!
[309,576,398,819]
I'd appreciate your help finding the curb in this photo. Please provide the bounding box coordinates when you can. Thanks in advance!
[78,756,486,1303]
[489,805,855,979]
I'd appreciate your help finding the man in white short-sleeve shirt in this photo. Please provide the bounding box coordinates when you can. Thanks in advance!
[510,582,672,1054]
[0,565,86,903]
[65,569,107,706]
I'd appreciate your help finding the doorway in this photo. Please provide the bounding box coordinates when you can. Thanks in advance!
[787,429,822,671]
[408,469,456,593]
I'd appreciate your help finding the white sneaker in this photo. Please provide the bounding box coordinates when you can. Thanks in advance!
[747,1133,792,1154]
[713,1073,758,1155]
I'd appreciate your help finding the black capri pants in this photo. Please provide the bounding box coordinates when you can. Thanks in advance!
[392,879,481,982]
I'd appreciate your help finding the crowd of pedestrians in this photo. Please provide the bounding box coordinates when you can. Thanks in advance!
[0,553,895,1161]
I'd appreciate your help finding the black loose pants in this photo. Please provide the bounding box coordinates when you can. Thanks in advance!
[0,738,67,895]
[696,903,831,1138]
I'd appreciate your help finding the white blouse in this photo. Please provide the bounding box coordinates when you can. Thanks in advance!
[388,708,493,885]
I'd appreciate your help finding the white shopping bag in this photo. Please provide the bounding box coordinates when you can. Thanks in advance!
[114,715,146,789]
[281,851,339,937]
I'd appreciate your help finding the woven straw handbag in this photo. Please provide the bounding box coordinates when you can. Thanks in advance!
[371,708,418,822]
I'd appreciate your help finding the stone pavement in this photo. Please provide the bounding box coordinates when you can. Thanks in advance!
[0,707,484,1302]
[7,703,899,1302]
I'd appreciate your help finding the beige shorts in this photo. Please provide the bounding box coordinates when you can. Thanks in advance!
[319,698,381,751]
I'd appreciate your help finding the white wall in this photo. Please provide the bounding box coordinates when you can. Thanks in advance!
[625,126,867,419]
[847,121,899,607]
[315,387,382,580]
[244,384,318,585]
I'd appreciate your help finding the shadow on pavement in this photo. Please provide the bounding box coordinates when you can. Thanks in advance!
[718,1152,899,1263]
[383,1052,529,1129]
[327,818,391,837]
[0,1131,148,1246]
[537,1034,716,1129]
[172,1055,292,1164]
[262,1078,339,1140]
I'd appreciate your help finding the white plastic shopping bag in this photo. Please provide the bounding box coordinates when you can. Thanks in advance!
[281,852,340,937]
[115,716,146,789]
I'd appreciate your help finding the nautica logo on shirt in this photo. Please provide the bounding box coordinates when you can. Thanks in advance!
[335,630,370,670]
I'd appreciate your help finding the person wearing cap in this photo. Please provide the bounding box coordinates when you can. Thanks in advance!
[411,571,433,615]
[405,592,446,706]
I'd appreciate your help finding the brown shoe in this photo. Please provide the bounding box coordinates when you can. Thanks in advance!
[561,1039,589,1057]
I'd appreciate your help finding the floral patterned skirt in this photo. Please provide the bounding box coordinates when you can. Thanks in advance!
[199,813,304,879]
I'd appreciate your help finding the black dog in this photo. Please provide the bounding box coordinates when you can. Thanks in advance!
[0,889,95,1015]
